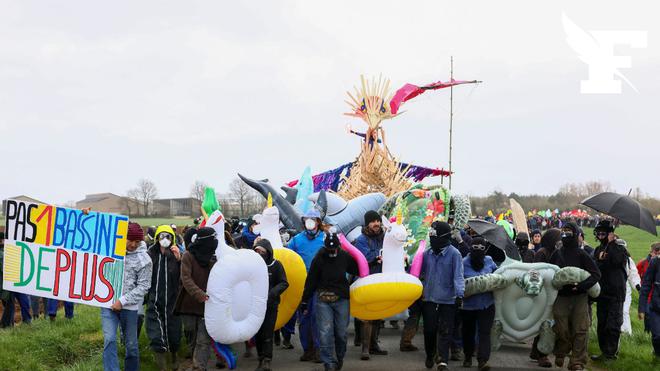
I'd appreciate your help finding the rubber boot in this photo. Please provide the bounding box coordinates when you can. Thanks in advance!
[154,352,167,371]
[370,322,388,355]
[399,322,419,351]
[361,321,372,360]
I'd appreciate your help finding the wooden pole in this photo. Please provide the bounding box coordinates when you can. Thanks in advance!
[448,56,454,190]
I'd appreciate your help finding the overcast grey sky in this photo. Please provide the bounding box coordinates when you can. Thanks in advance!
[2,1,659,205]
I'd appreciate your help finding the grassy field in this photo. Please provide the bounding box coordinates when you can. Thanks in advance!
[0,226,658,370]
[130,217,196,228]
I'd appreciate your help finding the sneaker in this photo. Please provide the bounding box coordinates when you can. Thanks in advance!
[282,339,294,350]
[299,351,314,362]
[477,361,490,371]
[554,356,564,368]
[425,356,435,369]
[369,346,388,356]
[437,362,449,371]
[360,351,370,360]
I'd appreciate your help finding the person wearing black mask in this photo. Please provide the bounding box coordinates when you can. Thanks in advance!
[549,222,601,370]
[530,228,561,367]
[514,232,535,263]
[253,238,289,371]
[461,237,498,371]
[301,232,359,371]
[420,221,464,371]
[591,220,628,362]
[175,227,217,370]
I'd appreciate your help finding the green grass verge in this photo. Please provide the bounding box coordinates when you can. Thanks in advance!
[0,305,188,371]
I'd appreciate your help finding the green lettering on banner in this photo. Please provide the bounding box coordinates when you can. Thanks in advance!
[36,247,55,292]
[15,241,35,287]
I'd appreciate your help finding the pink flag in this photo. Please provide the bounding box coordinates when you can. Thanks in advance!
[389,79,478,115]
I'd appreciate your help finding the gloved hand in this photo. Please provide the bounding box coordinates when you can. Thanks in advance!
[451,229,463,244]
[455,297,463,308]
[636,284,642,291]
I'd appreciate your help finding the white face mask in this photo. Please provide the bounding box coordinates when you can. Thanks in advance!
[160,239,172,248]
[305,218,317,231]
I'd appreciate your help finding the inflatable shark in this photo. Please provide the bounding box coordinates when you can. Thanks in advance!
[238,174,386,241]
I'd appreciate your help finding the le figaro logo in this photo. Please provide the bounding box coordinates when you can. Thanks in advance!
[562,13,647,94]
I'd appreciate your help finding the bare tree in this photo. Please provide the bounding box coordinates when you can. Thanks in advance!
[190,180,208,202]
[129,179,158,217]
[124,191,140,216]
[228,178,252,217]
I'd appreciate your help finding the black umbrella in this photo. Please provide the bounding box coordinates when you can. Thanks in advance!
[467,219,521,262]
[581,192,658,236]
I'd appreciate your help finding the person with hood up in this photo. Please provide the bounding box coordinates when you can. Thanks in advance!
[420,221,465,371]
[353,210,388,360]
[146,225,183,370]
[102,222,153,371]
[287,209,325,362]
[591,220,628,362]
[514,232,535,263]
[548,222,601,370]
[253,238,289,371]
[174,227,218,370]
[301,231,359,371]
[460,237,497,371]
[530,228,562,367]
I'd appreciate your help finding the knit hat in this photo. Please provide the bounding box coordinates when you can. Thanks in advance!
[364,210,381,225]
[127,222,144,241]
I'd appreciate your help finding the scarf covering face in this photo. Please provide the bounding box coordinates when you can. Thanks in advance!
[189,227,218,267]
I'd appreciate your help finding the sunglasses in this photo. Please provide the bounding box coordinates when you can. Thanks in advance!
[561,231,574,237]
[158,234,172,240]
[472,244,487,251]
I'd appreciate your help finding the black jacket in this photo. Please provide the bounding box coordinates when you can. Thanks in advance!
[302,248,358,302]
[593,240,628,301]
[549,245,601,296]
[262,242,289,308]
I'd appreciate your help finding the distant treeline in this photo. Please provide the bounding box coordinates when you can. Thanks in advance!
[469,181,660,217]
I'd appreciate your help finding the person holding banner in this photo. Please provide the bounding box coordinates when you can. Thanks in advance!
[146,225,183,370]
[102,222,153,371]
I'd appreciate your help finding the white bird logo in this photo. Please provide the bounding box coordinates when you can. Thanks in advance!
[562,13,646,94]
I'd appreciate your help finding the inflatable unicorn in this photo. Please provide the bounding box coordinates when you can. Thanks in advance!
[339,212,425,320]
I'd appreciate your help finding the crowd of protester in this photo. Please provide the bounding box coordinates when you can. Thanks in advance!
[1,207,660,371]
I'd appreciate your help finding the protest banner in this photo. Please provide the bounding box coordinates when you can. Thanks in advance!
[3,199,127,308]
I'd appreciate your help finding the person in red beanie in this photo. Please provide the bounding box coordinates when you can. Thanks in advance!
[102,222,153,371]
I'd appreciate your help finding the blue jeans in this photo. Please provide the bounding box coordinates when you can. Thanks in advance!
[101,308,139,371]
[47,299,75,319]
[13,293,31,324]
[315,298,349,369]
[299,295,319,351]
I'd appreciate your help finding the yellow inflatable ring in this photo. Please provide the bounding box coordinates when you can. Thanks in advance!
[350,272,422,320]
[273,247,307,329]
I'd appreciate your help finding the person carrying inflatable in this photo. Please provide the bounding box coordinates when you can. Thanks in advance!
[301,232,359,371]
[287,209,325,362]
[174,227,217,370]
[253,238,289,371]
[353,210,388,360]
